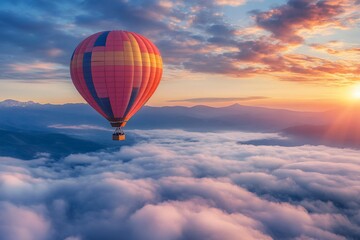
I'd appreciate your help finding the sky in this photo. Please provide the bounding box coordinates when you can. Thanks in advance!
[0,0,359,110]
[1,129,360,240]
[1,1,360,238]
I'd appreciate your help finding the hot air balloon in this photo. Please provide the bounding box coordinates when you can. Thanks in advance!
[70,30,163,140]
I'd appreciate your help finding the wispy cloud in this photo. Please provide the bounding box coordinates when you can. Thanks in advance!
[48,124,111,131]
[214,0,246,6]
[168,96,269,103]
[310,41,360,56]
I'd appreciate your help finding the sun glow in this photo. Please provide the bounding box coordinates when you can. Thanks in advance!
[351,83,360,100]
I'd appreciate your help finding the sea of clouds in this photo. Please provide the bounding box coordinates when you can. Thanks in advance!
[0,129,360,240]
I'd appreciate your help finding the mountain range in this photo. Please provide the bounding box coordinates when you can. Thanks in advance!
[0,99,359,159]
[0,99,331,131]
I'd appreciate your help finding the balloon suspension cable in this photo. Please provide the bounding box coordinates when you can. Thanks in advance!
[113,127,125,136]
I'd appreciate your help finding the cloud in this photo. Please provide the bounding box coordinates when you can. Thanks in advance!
[310,41,360,56]
[253,0,358,44]
[0,6,80,81]
[5,62,68,80]
[214,0,246,6]
[130,200,271,240]
[0,129,360,239]
[48,124,111,131]
[0,0,359,85]
[168,96,269,103]
[74,0,172,34]
[0,202,51,240]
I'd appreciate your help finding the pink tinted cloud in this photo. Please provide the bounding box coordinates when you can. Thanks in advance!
[0,130,360,239]
[215,0,246,6]
[130,200,271,240]
[0,202,50,240]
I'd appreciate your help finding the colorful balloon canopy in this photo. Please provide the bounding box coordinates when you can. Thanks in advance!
[70,30,163,131]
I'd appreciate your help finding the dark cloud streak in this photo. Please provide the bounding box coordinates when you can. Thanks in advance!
[253,0,352,44]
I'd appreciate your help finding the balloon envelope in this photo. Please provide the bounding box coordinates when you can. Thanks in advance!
[70,30,163,127]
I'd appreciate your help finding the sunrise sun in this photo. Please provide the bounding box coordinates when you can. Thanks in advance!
[352,84,360,100]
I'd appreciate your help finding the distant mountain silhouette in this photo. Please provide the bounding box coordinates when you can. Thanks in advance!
[0,100,106,131]
[0,99,39,107]
[1,100,359,150]
[283,124,360,149]
[132,104,331,131]
[0,129,104,159]
[0,100,331,131]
